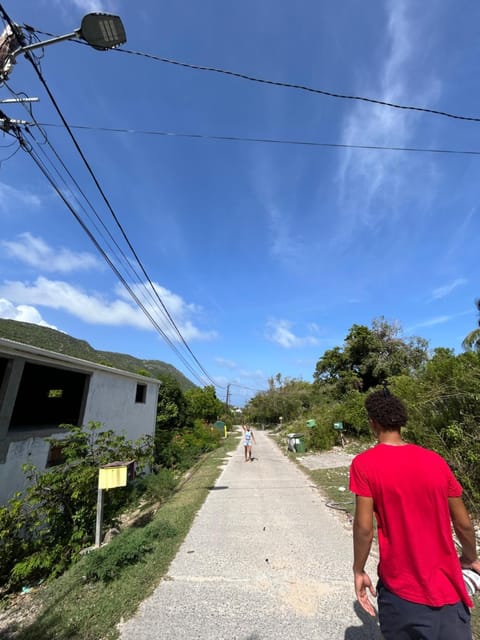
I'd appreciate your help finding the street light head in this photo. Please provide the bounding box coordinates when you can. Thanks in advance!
[79,13,126,50]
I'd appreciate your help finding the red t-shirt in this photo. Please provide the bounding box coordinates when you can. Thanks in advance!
[349,443,472,607]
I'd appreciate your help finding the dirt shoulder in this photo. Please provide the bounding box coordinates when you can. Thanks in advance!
[296,446,355,470]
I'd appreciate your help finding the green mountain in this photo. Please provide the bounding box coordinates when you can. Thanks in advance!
[0,319,195,391]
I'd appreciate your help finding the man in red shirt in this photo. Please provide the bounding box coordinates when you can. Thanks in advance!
[350,389,480,639]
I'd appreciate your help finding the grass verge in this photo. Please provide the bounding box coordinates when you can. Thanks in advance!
[6,433,240,640]
[307,466,354,520]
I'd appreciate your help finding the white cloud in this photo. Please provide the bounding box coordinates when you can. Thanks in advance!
[307,322,321,334]
[2,233,102,273]
[0,277,216,341]
[413,315,452,329]
[0,183,41,211]
[335,0,440,238]
[215,357,238,369]
[430,278,467,300]
[266,319,319,349]
[408,309,471,331]
[49,0,119,20]
[70,0,113,12]
[0,298,58,329]
[267,204,305,265]
[446,208,476,261]
[250,150,306,268]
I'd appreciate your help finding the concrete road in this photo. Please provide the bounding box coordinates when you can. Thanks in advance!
[118,430,382,640]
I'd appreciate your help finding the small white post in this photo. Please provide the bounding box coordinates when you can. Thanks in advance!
[95,487,104,547]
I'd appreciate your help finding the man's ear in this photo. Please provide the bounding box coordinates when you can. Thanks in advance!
[368,417,379,434]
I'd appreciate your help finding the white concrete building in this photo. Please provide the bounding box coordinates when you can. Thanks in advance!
[0,338,160,504]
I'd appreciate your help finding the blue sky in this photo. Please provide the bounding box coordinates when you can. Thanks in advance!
[0,0,479,406]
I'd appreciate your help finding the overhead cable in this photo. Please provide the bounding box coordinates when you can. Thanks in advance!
[28,27,480,123]
[27,28,480,124]
[114,50,480,123]
[16,124,213,388]
[36,122,480,157]
[0,8,221,389]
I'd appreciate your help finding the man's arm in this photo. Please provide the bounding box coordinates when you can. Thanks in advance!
[353,495,377,616]
[449,496,480,572]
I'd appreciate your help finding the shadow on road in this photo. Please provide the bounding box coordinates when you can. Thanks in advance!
[344,601,382,639]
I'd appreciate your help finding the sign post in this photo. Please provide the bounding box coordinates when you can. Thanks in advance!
[95,460,135,547]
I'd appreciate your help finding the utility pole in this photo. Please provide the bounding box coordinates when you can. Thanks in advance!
[225,383,231,410]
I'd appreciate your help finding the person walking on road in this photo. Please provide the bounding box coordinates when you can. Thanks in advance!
[242,424,256,462]
[350,388,480,640]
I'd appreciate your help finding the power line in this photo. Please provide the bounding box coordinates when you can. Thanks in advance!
[0,8,221,390]
[229,382,269,393]
[27,28,480,124]
[5,83,206,375]
[35,122,480,157]
[114,50,480,123]
[19,125,213,388]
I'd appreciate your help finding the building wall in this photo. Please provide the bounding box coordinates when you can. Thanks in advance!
[0,437,51,503]
[83,371,158,441]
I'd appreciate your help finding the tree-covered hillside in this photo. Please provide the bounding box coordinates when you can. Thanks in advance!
[0,319,195,391]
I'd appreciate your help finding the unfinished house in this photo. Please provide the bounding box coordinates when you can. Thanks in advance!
[0,337,160,504]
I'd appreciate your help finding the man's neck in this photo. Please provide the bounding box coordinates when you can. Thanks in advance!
[377,431,405,446]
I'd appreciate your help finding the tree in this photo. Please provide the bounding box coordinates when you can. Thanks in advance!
[244,377,315,425]
[156,374,188,432]
[154,374,189,465]
[462,299,480,352]
[313,318,428,396]
[184,385,223,423]
[391,348,480,515]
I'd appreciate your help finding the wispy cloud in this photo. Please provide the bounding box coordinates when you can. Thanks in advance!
[49,0,119,20]
[2,233,102,273]
[215,357,238,369]
[266,319,319,349]
[336,0,440,238]
[430,278,467,301]
[408,309,471,331]
[0,277,216,341]
[0,298,57,329]
[266,204,305,266]
[445,207,476,260]
[66,0,115,12]
[250,150,306,268]
[0,183,41,211]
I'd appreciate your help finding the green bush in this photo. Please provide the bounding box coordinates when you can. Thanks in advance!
[306,423,336,451]
[0,422,153,591]
[155,421,221,470]
[83,519,177,583]
[131,468,178,503]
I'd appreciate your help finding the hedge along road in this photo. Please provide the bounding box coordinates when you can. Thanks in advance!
[118,430,382,640]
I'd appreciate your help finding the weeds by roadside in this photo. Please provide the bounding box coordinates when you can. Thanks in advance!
[0,433,240,640]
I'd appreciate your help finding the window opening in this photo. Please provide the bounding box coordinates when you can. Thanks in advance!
[135,383,147,404]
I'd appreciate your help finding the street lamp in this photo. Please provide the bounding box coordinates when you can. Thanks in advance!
[0,13,126,79]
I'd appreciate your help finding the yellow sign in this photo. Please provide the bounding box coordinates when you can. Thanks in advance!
[98,465,128,489]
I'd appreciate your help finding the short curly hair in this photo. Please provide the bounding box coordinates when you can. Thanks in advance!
[365,390,408,431]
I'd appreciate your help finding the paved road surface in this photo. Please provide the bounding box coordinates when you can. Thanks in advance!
[118,430,382,640]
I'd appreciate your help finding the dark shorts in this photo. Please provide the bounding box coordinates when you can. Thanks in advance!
[377,581,471,640]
